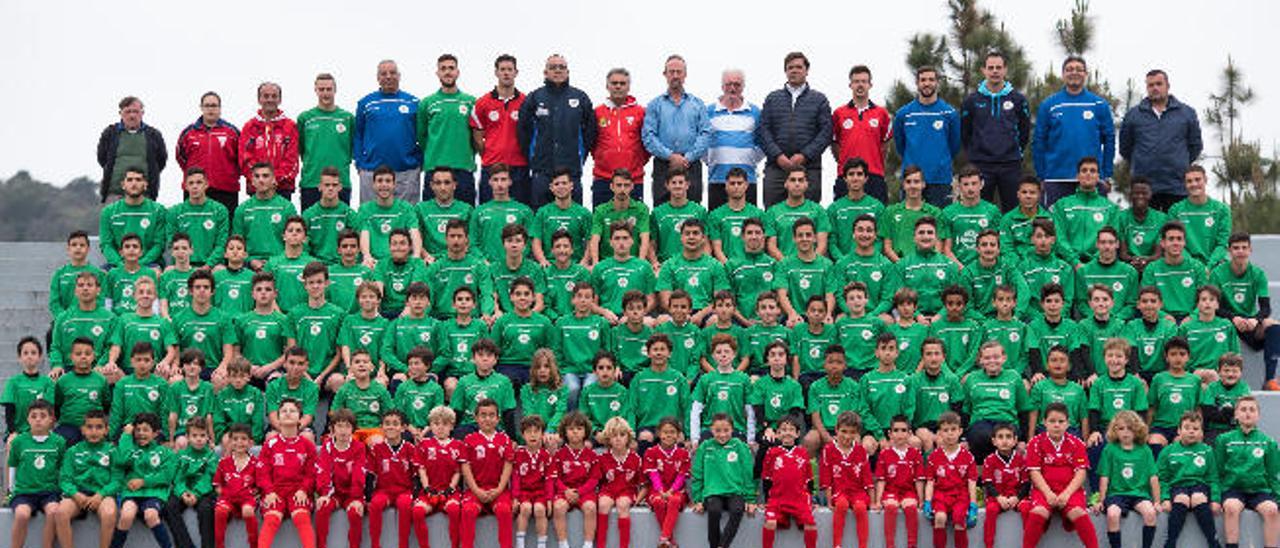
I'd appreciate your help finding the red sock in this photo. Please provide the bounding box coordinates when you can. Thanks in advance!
[619,515,631,548]
[803,527,817,548]
[446,503,461,548]
[663,496,683,539]
[983,501,1001,548]
[258,514,282,548]
[347,506,364,548]
[245,515,259,548]
[903,506,919,548]
[412,505,430,548]
[933,527,948,548]
[884,507,898,548]
[396,495,413,548]
[1071,513,1098,548]
[854,501,869,548]
[315,503,333,548]
[494,500,513,548]
[460,502,479,548]
[832,497,849,547]
[1022,511,1047,548]
[955,527,969,548]
[763,527,776,548]
[595,512,610,548]
[292,512,317,548]
[370,495,390,548]
[214,505,231,548]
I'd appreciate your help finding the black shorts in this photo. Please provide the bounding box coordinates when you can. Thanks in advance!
[121,496,166,513]
[10,491,60,512]
[199,367,215,381]
[1223,490,1277,511]
[1168,484,1212,502]
[1150,426,1178,442]
[1103,494,1149,514]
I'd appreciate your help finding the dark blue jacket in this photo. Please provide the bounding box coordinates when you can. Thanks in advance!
[756,84,832,169]
[1119,95,1203,195]
[96,122,167,202]
[517,79,597,176]
[960,82,1031,164]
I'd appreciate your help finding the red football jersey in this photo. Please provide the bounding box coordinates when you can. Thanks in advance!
[416,436,464,492]
[256,434,317,496]
[369,438,418,495]
[642,444,691,491]
[317,438,367,500]
[925,447,978,494]
[982,451,1027,498]
[214,454,258,501]
[875,446,925,494]
[553,445,600,494]
[1025,433,1088,491]
[462,431,514,491]
[820,441,874,496]
[470,91,527,167]
[512,446,553,499]
[762,445,813,503]
[596,450,644,496]
[831,102,893,177]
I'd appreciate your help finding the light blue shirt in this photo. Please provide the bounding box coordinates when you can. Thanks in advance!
[642,91,712,161]
[705,101,763,183]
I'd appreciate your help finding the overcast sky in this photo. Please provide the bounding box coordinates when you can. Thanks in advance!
[2,0,1277,205]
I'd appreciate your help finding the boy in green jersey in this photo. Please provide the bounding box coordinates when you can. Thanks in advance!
[286,262,345,384]
[1146,337,1199,450]
[492,224,547,314]
[374,228,428,316]
[612,291,654,377]
[533,170,592,266]
[649,167,709,265]
[1216,395,1280,548]
[1201,353,1250,442]
[542,230,592,322]
[773,217,835,323]
[108,276,178,380]
[166,349,214,449]
[434,286,489,390]
[578,353,631,444]
[699,292,747,373]
[998,175,1063,264]
[100,167,167,268]
[332,350,394,440]
[360,166,423,266]
[418,167,473,262]
[748,340,805,458]
[963,342,1029,461]
[381,281,439,388]
[1179,285,1237,381]
[911,338,964,453]
[896,216,959,318]
[167,169,230,267]
[789,295,838,385]
[394,347,445,439]
[941,165,1002,266]
[235,272,289,387]
[110,412,177,548]
[887,288,930,373]
[297,74,355,205]
[880,166,944,261]
[1079,284,1127,381]
[1020,218,1076,319]
[1051,157,1119,264]
[834,282,887,374]
[1122,286,1179,383]
[1027,346,1089,440]
[7,400,69,548]
[338,282,388,375]
[1116,178,1168,270]
[471,165,534,264]
[173,270,238,378]
[860,333,916,443]
[690,334,754,444]
[265,347,319,439]
[56,410,119,548]
[1213,233,1280,389]
[234,163,298,268]
[553,282,613,380]
[743,292,789,374]
[493,277,553,393]
[1155,411,1221,548]
[1094,410,1159,548]
[214,359,266,445]
[1075,227,1140,320]
[49,230,106,320]
[54,337,109,443]
[1140,221,1207,320]
[265,216,317,313]
[804,346,878,455]
[449,339,516,434]
[1087,339,1149,470]
[832,214,898,318]
[213,235,255,315]
[109,342,169,439]
[1026,284,1087,384]
[163,418,219,548]
[979,285,1029,381]
[158,234,196,318]
[521,348,568,444]
[827,158,885,262]
[105,233,160,316]
[590,221,657,317]
[5,337,55,441]
[302,168,359,264]
[587,168,652,266]
[765,166,830,259]
[328,230,375,314]
[958,229,1029,318]
[725,217,776,321]
[689,414,756,548]
[1169,165,1232,266]
[927,286,982,378]
[656,218,729,323]
[627,334,690,446]
[710,168,768,264]
[424,219,497,321]
[655,290,702,380]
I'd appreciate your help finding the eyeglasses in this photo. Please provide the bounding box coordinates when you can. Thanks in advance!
[547,64,567,70]
[201,104,220,108]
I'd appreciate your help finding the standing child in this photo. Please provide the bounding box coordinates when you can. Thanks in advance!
[885,289,929,373]
[690,334,754,445]
[699,291,748,374]
[579,352,631,444]
[255,398,318,548]
[264,347,320,441]
[874,415,925,548]
[414,406,464,548]
[1156,411,1221,548]
[835,282,887,377]
[4,337,56,442]
[1217,396,1280,548]
[339,282,389,377]
[595,417,646,548]
[981,424,1028,548]
[214,359,266,447]
[9,400,69,548]
[108,342,169,439]
[213,424,259,548]
[285,262,346,388]
[315,410,367,548]
[459,399,516,548]
[381,282,438,391]
[554,283,614,392]
[691,413,756,548]
[655,290,703,380]
[159,235,196,318]
[1121,286,1179,384]
[331,350,394,444]
[513,416,554,548]
[1147,337,1199,450]
[492,277,554,394]
[108,277,178,380]
[611,291,654,379]
[749,341,805,468]
[394,347,445,440]
[541,230,592,322]
[328,230,374,314]
[1201,353,1250,443]
[434,286,490,399]
[368,410,423,548]
[861,333,916,442]
[743,292,789,374]
[805,346,878,456]
[450,339,517,437]
[1087,338,1149,488]
[1179,285,1236,384]
[821,411,875,548]
[911,338,964,454]
[163,418,219,548]
[552,412,600,548]
[1094,411,1160,548]
[1022,402,1098,548]
[110,412,176,548]
[234,272,289,387]
[789,296,838,387]
[923,412,978,548]
[761,416,818,548]
[166,349,215,450]
[964,342,1028,463]
[213,236,255,316]
[520,349,568,446]
[56,409,118,548]
[1027,346,1089,441]
[643,417,691,548]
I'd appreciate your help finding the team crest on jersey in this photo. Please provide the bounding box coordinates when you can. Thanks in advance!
[256,329,267,339]
[809,347,821,358]
[369,401,380,413]
[1051,275,1060,284]
[547,394,558,404]
[413,398,425,410]
[1170,392,1182,404]
[1113,398,1124,409]
[150,453,161,467]
[1144,344,1154,355]
[148,390,160,401]
[998,389,1010,400]
[99,454,111,466]
[799,278,810,290]
[599,117,609,128]
[34,455,46,469]
[828,403,839,416]
[899,341,909,350]
[89,390,99,401]
[186,403,198,415]
[393,282,405,292]
[458,105,469,115]
[939,392,950,403]
[895,383,906,394]
[1182,277,1193,288]
[869,118,880,128]
[726,451,738,463]
[123,285,134,298]
[684,338,696,349]
[762,272,774,282]
[618,277,630,288]
[465,274,474,284]
[1193,455,1206,467]
[149,329,160,340]
[310,324,322,336]
[588,330,599,341]
[1216,332,1228,342]
[932,120,944,130]
[1083,110,1095,120]
[506,214,517,224]
[456,341,468,353]
[666,385,678,396]
[420,332,431,343]
[687,275,699,287]
[1254,447,1265,458]
[518,333,531,344]
[360,333,372,345]
[870,271,882,282]
[140,218,151,229]
[842,119,854,130]
[1205,217,1215,227]
[936,269,946,280]
[271,213,282,223]
[730,225,741,236]
[770,394,782,407]
[398,105,410,114]
[862,330,873,340]
[203,219,215,230]
[610,400,622,411]
[245,402,255,413]
[92,325,104,336]
[717,390,729,401]
[228,288,240,299]
[568,99,580,108]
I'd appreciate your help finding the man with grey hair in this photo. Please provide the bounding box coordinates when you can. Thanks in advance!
[354,59,421,203]
[97,96,167,202]
[591,67,648,206]
[757,51,831,205]
[240,82,300,199]
[705,68,763,208]
[642,54,711,205]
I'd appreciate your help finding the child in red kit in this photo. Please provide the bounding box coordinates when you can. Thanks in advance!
[1023,402,1098,548]
[552,412,600,548]
[596,417,646,548]
[315,409,367,548]
[513,415,554,548]
[256,398,319,548]
[368,410,424,548]
[874,414,924,548]
[924,412,978,548]
[821,411,874,548]
[460,398,515,548]
[213,424,259,548]
[415,406,464,548]
[981,423,1029,548]
[644,417,691,548]
[762,416,818,548]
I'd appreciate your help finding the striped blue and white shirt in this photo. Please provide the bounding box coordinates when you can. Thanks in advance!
[704,101,764,183]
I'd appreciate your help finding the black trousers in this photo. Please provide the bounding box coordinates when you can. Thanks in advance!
[704,494,746,548]
[164,493,217,548]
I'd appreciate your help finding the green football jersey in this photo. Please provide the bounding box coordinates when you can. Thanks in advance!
[339,313,389,365]
[432,317,488,378]
[264,376,320,418]
[173,445,220,497]
[113,434,175,499]
[963,369,1029,424]
[1098,443,1157,498]
[173,305,238,367]
[1087,373,1149,428]
[520,383,569,432]
[532,200,593,263]
[748,374,805,428]
[492,311,554,367]
[381,315,439,375]
[726,252,776,319]
[708,202,768,262]
[552,314,613,374]
[743,323,790,372]
[8,432,65,495]
[835,315,886,372]
[789,323,837,375]
[611,322,653,374]
[1050,189,1118,262]
[941,199,1002,265]
[980,318,1029,377]
[1168,197,1231,266]
[1179,316,1239,372]
[374,257,428,313]
[928,316,982,378]
[471,200,534,264]
[1156,441,1219,500]
[54,370,109,428]
[1215,428,1280,495]
[1028,378,1087,427]
[332,380,394,429]
[1148,371,1201,429]
[1121,317,1179,374]
[886,321,929,373]
[827,195,885,262]
[59,439,118,497]
[450,372,516,427]
[579,381,631,432]
[590,256,656,315]
[235,310,288,367]
[297,105,355,188]
[1201,380,1251,434]
[656,253,730,310]
[302,201,359,264]
[772,254,834,317]
[1211,261,1270,318]
[165,379,215,435]
[213,267,255,315]
[285,301,345,376]
[542,262,590,321]
[1,373,54,434]
[327,262,374,314]
[628,368,690,430]
[692,370,752,432]
[1074,259,1140,319]
[491,258,546,313]
[105,265,158,315]
[831,249,900,316]
[265,251,317,313]
[807,376,875,431]
[232,193,297,261]
[911,369,964,426]
[880,201,945,258]
[109,374,168,437]
[650,201,709,262]
[394,378,446,429]
[111,312,177,371]
[1079,316,1126,376]
[590,199,650,259]
[214,384,265,442]
[958,259,1029,318]
[416,89,477,170]
[1019,252,1076,318]
[166,200,230,266]
[423,253,495,318]
[860,369,915,434]
[359,199,419,262]
[1114,207,1168,258]
[100,198,167,266]
[690,437,756,502]
[655,320,702,379]
[1140,256,1207,317]
[765,199,830,256]
[416,199,473,258]
[159,267,195,315]
[47,263,106,319]
[896,249,958,315]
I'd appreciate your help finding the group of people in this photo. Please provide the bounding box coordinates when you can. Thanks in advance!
[7,48,1274,548]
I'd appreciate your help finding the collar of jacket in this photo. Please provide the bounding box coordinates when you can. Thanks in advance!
[1139,95,1184,112]
[978,81,1013,99]
[783,82,810,97]
[488,87,522,101]
[187,117,233,131]
[845,98,879,111]
[114,121,149,132]
[542,78,571,91]
[254,109,289,123]
[606,95,638,110]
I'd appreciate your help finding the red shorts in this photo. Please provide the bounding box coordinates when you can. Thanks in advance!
[1029,489,1087,514]
[932,490,970,524]
[216,496,255,513]
[881,487,920,505]
[831,490,871,507]
[462,490,512,514]
[765,496,815,527]
[599,486,638,501]
[416,492,461,511]
[514,489,551,505]
[261,492,313,515]
[554,488,598,509]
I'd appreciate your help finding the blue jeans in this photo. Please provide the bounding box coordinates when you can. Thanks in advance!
[479,165,530,204]
[562,372,598,411]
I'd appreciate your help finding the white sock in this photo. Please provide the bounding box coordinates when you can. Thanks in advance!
[537,536,548,548]
[558,541,570,548]
[516,532,526,546]
[583,542,595,548]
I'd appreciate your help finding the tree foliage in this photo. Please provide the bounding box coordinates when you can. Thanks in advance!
[0,172,100,241]
[1201,56,1280,232]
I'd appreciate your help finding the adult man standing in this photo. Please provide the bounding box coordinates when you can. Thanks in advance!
[1119,69,1204,211]
[518,54,596,207]
[1034,56,1115,207]
[297,73,355,210]
[757,51,832,206]
[893,66,961,207]
[591,68,648,207]
[99,168,166,267]
[642,55,710,205]
[418,54,478,205]
[97,96,166,202]
[705,69,763,209]
[240,82,300,200]
[831,65,892,203]
[176,92,240,213]
[960,51,1030,211]
[354,60,421,203]
[471,54,528,203]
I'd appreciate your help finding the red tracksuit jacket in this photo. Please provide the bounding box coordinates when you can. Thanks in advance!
[368,438,418,496]
[592,97,649,182]
[316,438,368,501]
[214,454,258,503]
[256,434,317,496]
[240,110,300,190]
[176,118,241,193]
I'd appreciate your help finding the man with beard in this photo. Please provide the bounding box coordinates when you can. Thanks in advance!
[471,54,529,203]
[100,167,167,267]
[892,66,961,207]
[961,51,1030,211]
[418,54,479,205]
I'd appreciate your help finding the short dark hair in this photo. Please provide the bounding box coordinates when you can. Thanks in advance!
[784,51,810,69]
[848,65,871,79]
[438,53,458,65]
[1062,55,1087,71]
[495,54,517,69]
